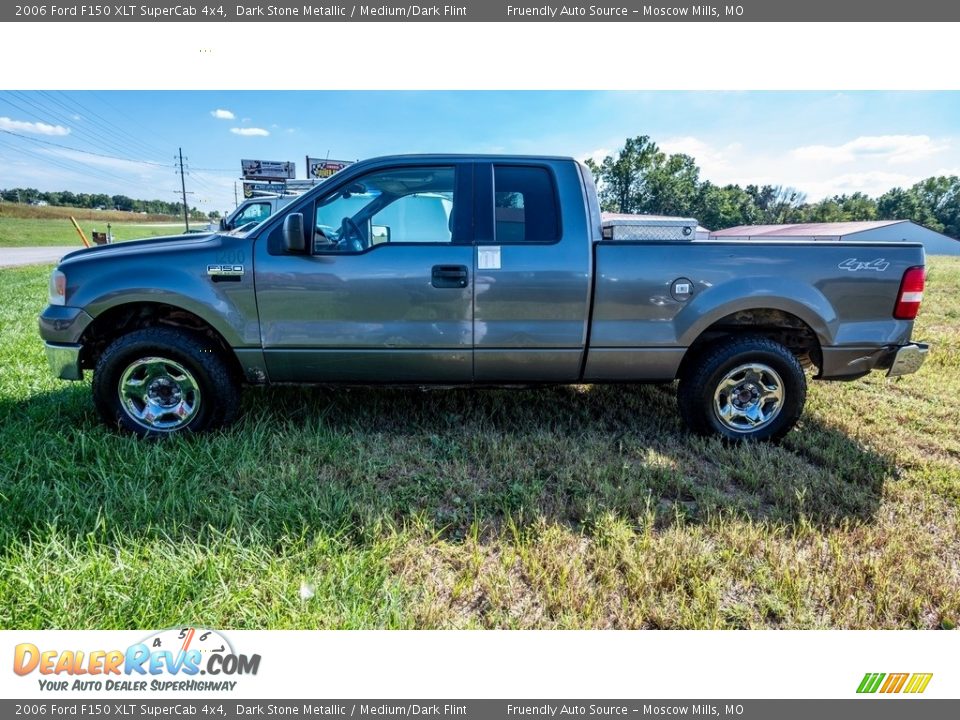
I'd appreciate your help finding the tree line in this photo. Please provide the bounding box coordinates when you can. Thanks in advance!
[585,136,960,237]
[0,188,211,219]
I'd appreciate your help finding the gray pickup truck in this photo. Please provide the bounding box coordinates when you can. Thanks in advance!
[39,154,929,440]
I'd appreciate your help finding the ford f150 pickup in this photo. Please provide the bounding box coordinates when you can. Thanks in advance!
[39,154,929,440]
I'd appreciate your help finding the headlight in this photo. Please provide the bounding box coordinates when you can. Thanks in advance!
[48,269,66,306]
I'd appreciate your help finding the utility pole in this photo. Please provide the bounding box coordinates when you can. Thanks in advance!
[178,147,190,232]
[234,181,238,207]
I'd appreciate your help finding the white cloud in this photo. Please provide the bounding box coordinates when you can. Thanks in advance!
[581,148,611,165]
[800,171,920,200]
[0,116,70,136]
[631,134,960,201]
[210,108,235,120]
[230,127,269,137]
[659,136,743,177]
[792,135,948,165]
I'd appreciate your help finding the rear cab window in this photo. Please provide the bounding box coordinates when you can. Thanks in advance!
[493,165,561,243]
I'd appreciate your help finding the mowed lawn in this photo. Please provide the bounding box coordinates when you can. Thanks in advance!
[0,258,958,629]
[0,216,191,248]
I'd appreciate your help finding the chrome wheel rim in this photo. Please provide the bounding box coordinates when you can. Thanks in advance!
[118,357,201,431]
[712,362,784,433]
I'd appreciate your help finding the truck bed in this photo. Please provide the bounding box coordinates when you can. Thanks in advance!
[585,239,925,381]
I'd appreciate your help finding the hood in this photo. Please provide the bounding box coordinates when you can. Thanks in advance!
[58,232,217,265]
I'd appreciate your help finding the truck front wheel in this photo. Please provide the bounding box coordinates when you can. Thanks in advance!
[92,327,240,437]
[677,336,806,442]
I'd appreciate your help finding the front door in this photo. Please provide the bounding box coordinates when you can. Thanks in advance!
[254,163,474,383]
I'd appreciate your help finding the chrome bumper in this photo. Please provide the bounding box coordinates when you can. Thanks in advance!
[887,342,929,377]
[44,342,84,381]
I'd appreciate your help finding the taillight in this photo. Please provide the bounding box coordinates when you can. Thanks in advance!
[893,266,925,320]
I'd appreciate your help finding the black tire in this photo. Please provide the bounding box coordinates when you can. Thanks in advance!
[677,335,806,442]
[92,327,240,437]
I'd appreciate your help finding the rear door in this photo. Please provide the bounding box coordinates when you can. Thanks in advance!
[472,160,593,382]
[254,162,475,383]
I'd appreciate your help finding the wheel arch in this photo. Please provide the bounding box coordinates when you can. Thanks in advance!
[672,278,837,379]
[78,301,243,381]
[677,305,824,380]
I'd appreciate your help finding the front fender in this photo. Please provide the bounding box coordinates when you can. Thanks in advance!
[55,234,259,348]
[74,267,260,348]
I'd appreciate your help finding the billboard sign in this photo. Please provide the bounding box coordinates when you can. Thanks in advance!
[307,157,353,179]
[242,181,286,198]
[241,159,296,180]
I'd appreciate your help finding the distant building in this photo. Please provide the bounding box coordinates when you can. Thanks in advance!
[710,220,960,256]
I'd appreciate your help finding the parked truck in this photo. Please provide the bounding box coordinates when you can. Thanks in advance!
[39,154,928,440]
[219,179,335,231]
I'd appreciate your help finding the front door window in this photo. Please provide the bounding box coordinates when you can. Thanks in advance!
[313,166,456,253]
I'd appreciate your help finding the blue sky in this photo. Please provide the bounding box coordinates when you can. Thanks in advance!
[2,91,959,214]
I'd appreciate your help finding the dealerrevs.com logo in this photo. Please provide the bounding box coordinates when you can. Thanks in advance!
[13,627,260,692]
[857,672,933,694]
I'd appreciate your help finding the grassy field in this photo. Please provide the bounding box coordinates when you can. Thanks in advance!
[0,211,191,249]
[0,202,181,223]
[0,259,958,629]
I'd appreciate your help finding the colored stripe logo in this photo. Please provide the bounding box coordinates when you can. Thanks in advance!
[857,672,933,694]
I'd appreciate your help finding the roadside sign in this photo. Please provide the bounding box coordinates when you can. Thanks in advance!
[241,159,296,180]
[307,157,353,179]
[242,181,286,197]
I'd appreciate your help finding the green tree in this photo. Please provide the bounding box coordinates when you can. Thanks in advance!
[746,184,807,224]
[834,192,878,221]
[694,182,763,229]
[585,135,664,213]
[877,187,943,231]
[643,153,701,216]
[806,199,845,223]
[112,194,135,212]
[912,176,960,237]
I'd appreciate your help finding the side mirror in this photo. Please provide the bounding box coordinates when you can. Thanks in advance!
[219,218,227,231]
[283,213,306,253]
[371,224,391,245]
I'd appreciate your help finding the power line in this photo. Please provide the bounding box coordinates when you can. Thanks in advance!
[3,91,161,165]
[1,92,237,210]
[0,128,171,168]
[0,135,163,196]
[46,91,171,161]
[92,91,179,151]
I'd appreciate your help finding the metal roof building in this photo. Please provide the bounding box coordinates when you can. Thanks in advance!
[710,220,960,256]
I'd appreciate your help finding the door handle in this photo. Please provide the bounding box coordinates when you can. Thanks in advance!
[431,264,468,289]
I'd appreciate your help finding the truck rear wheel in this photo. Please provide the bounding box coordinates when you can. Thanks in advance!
[92,327,240,437]
[677,336,806,442]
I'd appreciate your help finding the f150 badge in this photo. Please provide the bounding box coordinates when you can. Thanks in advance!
[839,258,889,272]
[207,264,244,276]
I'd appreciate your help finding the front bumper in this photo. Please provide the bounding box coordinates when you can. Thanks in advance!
[38,305,93,344]
[886,342,929,377]
[44,342,84,381]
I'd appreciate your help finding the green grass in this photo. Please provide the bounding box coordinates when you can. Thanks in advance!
[0,216,189,248]
[1,259,959,629]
